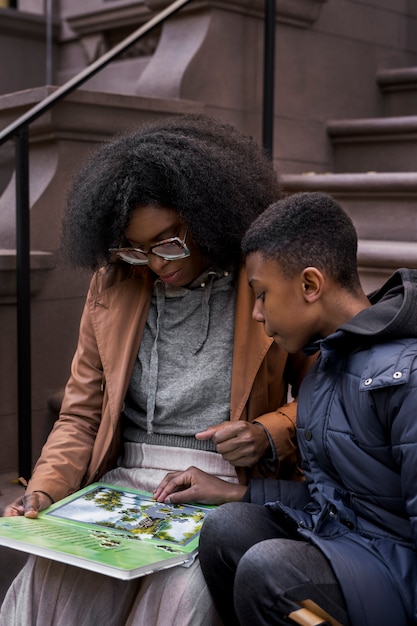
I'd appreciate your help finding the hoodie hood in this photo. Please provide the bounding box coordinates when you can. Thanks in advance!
[341,268,417,340]
[303,268,417,356]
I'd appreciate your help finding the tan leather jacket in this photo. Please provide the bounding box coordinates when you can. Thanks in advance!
[27,265,313,502]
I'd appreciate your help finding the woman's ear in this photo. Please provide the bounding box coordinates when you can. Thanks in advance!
[300,267,324,303]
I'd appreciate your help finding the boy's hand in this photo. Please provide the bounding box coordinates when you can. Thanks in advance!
[3,492,51,518]
[153,467,246,505]
[195,421,270,466]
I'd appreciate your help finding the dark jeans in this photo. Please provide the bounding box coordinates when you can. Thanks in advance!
[199,502,349,626]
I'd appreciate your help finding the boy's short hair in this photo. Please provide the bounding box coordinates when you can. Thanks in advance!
[242,191,362,293]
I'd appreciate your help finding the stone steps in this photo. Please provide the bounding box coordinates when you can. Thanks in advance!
[326,66,417,173]
[0,472,24,515]
[280,64,417,291]
[377,66,417,117]
[327,116,417,173]
[0,472,28,606]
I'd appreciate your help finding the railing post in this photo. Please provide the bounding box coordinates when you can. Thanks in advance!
[45,0,53,85]
[15,126,32,479]
[262,0,276,158]
[0,0,193,482]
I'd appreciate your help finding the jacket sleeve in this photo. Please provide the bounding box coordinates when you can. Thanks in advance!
[26,290,105,503]
[254,351,317,480]
[254,401,300,478]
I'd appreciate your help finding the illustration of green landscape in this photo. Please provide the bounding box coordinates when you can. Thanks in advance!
[47,486,208,546]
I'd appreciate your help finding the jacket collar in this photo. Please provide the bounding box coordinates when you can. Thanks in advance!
[230,268,274,420]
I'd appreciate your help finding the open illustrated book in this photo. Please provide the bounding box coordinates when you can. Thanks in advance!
[0,482,215,580]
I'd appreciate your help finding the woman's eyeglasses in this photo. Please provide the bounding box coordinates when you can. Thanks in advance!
[109,228,190,266]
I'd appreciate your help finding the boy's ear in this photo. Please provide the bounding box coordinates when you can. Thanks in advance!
[300,267,324,303]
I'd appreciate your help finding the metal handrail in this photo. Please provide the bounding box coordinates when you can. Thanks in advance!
[262,0,275,158]
[0,0,193,145]
[1,0,193,480]
[0,0,275,479]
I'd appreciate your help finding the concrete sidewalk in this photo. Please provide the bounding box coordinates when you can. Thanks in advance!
[0,472,24,515]
[0,473,29,605]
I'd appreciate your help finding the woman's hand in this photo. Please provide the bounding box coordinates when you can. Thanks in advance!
[153,466,247,505]
[3,491,52,518]
[196,421,270,466]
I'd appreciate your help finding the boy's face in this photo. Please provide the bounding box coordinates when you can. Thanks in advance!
[246,252,316,354]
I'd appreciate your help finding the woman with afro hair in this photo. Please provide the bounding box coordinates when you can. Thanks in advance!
[1,114,314,626]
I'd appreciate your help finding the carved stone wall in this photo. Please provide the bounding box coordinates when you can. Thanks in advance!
[0,87,203,471]
[0,0,416,475]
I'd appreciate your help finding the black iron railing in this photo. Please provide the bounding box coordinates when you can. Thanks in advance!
[262,0,276,158]
[0,0,276,478]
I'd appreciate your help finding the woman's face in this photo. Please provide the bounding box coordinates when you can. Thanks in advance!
[124,205,208,287]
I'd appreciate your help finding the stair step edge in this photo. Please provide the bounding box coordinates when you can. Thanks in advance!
[282,172,417,193]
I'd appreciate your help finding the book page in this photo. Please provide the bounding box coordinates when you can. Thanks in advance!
[0,484,214,579]
[47,484,207,546]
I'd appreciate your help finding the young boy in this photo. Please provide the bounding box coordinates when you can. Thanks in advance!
[198,191,417,626]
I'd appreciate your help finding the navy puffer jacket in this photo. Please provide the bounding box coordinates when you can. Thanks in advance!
[249,268,417,626]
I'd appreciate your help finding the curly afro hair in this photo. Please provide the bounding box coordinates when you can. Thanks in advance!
[61,114,282,271]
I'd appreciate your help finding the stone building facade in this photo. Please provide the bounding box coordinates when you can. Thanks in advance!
[0,0,416,474]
